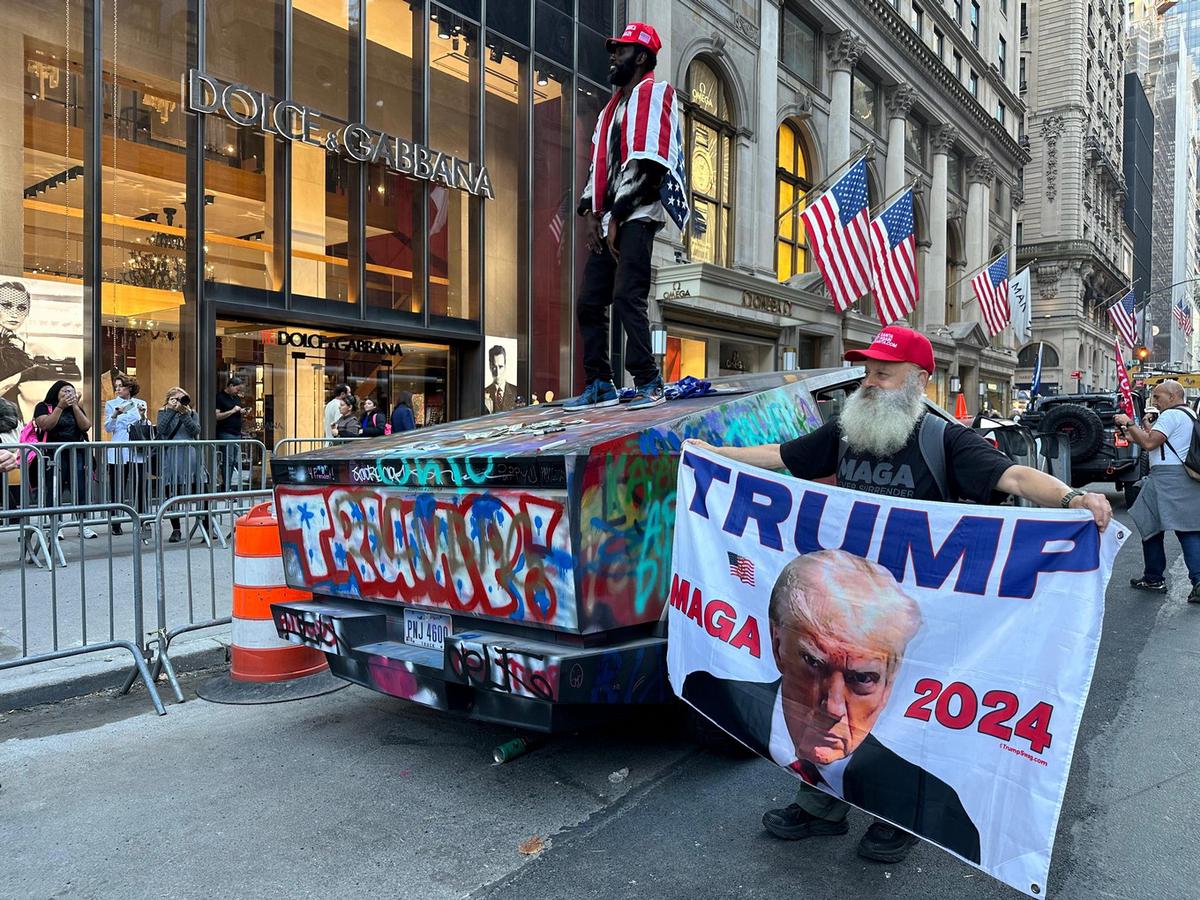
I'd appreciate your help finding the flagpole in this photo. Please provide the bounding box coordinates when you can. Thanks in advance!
[776,143,876,223]
[946,247,1014,300]
[1100,278,1141,308]
[869,177,921,217]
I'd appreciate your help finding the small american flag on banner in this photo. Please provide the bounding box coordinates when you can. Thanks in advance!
[1174,297,1194,338]
[727,551,755,586]
[971,254,1011,337]
[1108,290,1138,348]
[869,187,919,326]
[800,158,872,312]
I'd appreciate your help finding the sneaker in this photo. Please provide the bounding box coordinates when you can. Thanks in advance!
[627,377,665,410]
[761,803,850,841]
[1130,577,1168,593]
[1189,583,1200,604]
[563,379,619,410]
[856,821,919,863]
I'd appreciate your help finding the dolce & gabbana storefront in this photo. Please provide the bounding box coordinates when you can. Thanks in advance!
[3,0,614,440]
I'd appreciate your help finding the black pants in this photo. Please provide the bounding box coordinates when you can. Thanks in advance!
[577,219,660,387]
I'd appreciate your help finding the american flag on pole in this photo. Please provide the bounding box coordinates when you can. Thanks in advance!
[868,187,919,325]
[971,253,1011,337]
[1174,297,1194,338]
[799,157,872,312]
[1108,290,1138,349]
[1114,341,1135,419]
[727,552,755,587]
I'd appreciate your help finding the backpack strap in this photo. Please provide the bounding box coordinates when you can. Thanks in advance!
[918,414,949,501]
[1160,406,1194,464]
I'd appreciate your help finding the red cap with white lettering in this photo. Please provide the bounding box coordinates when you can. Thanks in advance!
[843,325,935,374]
[605,22,663,55]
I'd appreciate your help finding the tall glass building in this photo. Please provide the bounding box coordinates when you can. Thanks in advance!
[1,0,613,443]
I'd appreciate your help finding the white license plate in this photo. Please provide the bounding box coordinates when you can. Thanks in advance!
[403,609,452,651]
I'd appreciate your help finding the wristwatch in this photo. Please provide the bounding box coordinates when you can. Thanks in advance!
[1060,488,1087,508]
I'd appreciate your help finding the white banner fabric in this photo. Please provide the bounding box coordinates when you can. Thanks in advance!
[668,446,1125,897]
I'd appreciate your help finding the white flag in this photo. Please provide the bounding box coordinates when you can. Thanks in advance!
[1010,266,1032,344]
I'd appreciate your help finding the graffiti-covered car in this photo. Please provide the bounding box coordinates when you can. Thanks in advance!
[269,369,921,730]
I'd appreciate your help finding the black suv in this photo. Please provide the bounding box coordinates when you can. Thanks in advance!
[1019,392,1146,503]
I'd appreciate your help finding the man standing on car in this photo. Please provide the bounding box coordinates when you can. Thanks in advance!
[1114,380,1200,601]
[564,22,687,412]
[687,324,1111,864]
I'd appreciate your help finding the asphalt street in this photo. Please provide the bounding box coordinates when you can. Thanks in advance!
[2,494,1198,900]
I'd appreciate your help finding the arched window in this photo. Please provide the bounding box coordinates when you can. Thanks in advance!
[1017,343,1060,368]
[776,121,812,281]
[685,59,736,266]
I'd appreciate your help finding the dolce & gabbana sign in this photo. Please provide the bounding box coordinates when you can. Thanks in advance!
[271,330,405,356]
[185,70,494,199]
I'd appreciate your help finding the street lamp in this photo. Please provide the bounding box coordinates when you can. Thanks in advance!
[651,323,668,374]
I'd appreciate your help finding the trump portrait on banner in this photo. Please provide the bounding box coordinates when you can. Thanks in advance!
[682,549,981,863]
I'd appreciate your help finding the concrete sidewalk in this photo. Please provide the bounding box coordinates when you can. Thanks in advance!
[0,513,240,710]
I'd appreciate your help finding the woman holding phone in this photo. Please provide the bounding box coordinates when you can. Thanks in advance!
[157,387,202,543]
[34,380,96,538]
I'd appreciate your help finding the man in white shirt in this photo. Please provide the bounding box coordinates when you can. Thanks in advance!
[1115,379,1200,601]
[324,383,350,439]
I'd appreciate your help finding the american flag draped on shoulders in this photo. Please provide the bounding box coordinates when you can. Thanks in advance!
[587,74,689,232]
[869,186,919,325]
[971,254,1011,337]
[800,157,872,312]
[1108,290,1138,348]
[1174,297,1194,338]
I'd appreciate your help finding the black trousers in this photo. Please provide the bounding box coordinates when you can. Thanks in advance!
[577,219,660,387]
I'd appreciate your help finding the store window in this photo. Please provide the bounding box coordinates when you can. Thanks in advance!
[428,5,481,323]
[215,320,452,446]
[483,34,530,401]
[665,335,707,382]
[781,7,819,85]
[851,69,878,131]
[365,0,423,316]
[99,0,192,420]
[1017,343,1059,367]
[685,59,736,267]
[532,59,574,400]
[775,121,812,282]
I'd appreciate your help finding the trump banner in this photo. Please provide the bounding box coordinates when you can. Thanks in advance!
[668,446,1125,898]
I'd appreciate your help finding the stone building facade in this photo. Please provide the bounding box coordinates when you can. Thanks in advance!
[1017,0,1134,394]
[626,0,1026,412]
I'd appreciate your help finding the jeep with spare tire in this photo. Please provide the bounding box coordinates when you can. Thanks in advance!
[1018,392,1146,504]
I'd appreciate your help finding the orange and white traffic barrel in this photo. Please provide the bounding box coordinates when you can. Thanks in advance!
[230,501,327,683]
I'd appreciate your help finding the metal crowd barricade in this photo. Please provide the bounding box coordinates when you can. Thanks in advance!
[46,439,267,560]
[0,501,165,715]
[0,444,56,567]
[1036,433,1073,485]
[123,488,274,704]
[272,437,360,459]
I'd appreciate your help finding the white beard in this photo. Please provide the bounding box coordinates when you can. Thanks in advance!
[838,372,928,458]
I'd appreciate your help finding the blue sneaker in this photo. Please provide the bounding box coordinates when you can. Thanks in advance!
[564,379,619,409]
[628,377,665,409]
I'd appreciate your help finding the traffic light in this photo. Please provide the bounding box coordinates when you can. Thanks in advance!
[1133,346,1150,369]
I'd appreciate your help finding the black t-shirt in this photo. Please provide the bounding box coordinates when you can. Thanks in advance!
[215,390,243,438]
[34,401,86,443]
[778,415,1014,503]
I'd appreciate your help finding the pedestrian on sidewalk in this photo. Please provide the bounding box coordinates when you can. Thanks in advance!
[360,398,387,437]
[157,387,203,543]
[104,375,147,534]
[332,395,362,438]
[324,383,351,438]
[686,325,1111,865]
[391,392,416,433]
[215,374,247,491]
[564,22,687,412]
[34,380,98,539]
[1114,379,1200,601]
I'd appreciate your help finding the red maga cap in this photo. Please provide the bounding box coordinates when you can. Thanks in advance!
[843,325,936,374]
[606,22,662,55]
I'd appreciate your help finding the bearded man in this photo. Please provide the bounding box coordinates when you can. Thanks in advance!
[686,324,1111,864]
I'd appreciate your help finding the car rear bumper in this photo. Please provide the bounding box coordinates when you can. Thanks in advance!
[270,599,668,732]
[1073,456,1140,483]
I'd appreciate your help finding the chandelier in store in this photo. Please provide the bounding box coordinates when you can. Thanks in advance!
[122,206,185,291]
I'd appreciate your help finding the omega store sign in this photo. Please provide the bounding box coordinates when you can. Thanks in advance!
[185,70,495,199]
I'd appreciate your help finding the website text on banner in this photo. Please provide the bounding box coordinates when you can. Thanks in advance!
[667,445,1124,898]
